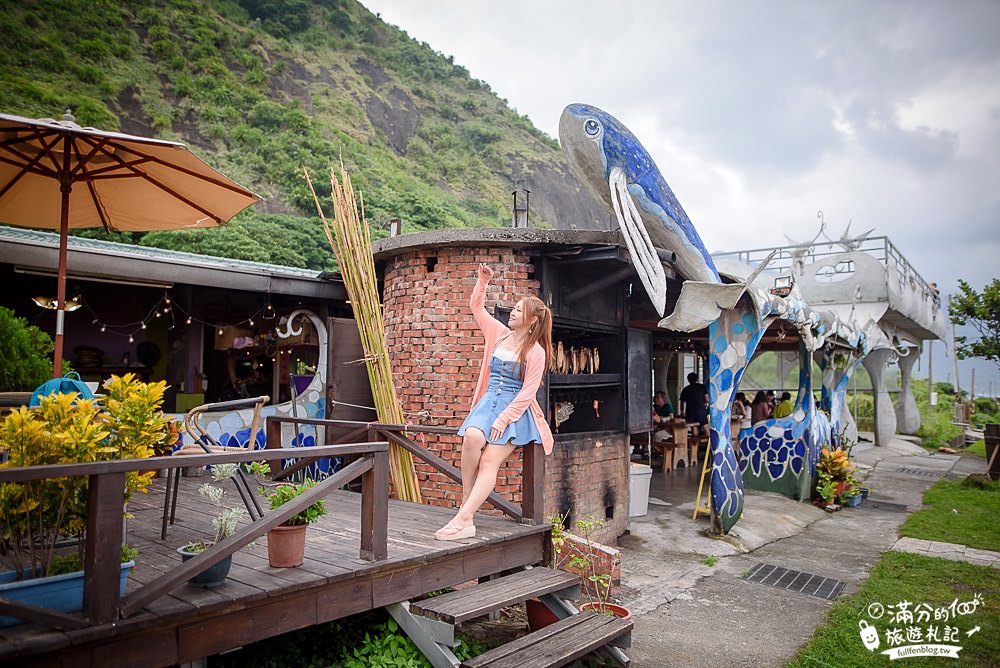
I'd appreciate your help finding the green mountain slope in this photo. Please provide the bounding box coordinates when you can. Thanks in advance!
[0,0,606,269]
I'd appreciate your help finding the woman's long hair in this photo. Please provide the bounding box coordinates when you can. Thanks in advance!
[516,296,553,378]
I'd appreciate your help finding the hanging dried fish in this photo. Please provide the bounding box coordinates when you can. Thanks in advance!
[555,401,575,427]
[592,348,600,373]
[556,341,567,374]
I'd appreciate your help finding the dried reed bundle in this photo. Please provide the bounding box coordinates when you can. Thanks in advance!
[304,164,422,503]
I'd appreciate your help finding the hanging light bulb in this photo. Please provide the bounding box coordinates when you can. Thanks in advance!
[164,295,171,304]
[218,327,224,335]
[141,322,147,329]
[249,318,254,326]
[128,335,134,343]
[100,324,106,332]
[186,316,193,325]
[154,311,161,318]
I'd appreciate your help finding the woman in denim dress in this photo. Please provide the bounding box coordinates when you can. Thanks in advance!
[434,263,554,540]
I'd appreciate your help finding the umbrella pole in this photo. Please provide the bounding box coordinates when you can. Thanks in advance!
[53,185,70,377]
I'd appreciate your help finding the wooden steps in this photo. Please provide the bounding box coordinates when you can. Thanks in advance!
[390,566,631,668]
[462,611,633,668]
[410,567,581,624]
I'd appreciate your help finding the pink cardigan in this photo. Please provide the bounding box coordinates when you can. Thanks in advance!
[469,276,554,455]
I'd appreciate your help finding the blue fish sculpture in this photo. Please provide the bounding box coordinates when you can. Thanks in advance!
[559,103,753,329]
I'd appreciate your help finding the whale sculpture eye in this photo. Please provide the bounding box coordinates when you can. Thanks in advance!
[584,119,601,136]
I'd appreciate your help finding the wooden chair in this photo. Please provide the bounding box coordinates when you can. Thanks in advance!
[160,395,270,539]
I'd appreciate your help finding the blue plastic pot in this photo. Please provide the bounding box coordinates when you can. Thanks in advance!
[0,560,134,627]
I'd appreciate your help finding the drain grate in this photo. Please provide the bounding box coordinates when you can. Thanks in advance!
[742,563,845,600]
[896,467,941,478]
[855,499,910,513]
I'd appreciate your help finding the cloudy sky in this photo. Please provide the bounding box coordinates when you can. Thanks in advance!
[361,0,1000,394]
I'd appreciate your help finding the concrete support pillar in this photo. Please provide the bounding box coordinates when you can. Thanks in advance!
[863,348,897,447]
[841,401,859,447]
[895,346,921,435]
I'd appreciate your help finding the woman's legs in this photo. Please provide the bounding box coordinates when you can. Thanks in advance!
[435,441,516,537]
[460,428,487,502]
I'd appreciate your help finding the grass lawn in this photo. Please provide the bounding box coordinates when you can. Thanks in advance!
[965,439,986,458]
[788,551,1000,667]
[899,476,1000,552]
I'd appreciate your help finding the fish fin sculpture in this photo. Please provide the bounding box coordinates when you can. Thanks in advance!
[609,166,668,313]
[559,103,719,317]
[660,250,777,331]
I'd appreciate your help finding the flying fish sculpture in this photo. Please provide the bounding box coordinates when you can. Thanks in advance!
[559,103,753,330]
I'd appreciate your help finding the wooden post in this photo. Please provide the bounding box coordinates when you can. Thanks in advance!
[83,472,125,624]
[521,443,544,525]
[360,445,389,561]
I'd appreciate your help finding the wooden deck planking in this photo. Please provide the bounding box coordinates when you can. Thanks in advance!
[1,476,549,666]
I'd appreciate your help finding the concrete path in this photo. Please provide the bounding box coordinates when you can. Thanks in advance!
[891,537,1000,569]
[617,434,990,667]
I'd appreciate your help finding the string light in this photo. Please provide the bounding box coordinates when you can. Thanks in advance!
[82,289,272,341]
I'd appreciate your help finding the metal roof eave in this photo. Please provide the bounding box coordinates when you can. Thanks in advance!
[1,227,345,300]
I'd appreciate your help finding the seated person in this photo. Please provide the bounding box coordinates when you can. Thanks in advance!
[750,390,772,423]
[731,392,750,428]
[651,391,675,441]
[772,391,795,418]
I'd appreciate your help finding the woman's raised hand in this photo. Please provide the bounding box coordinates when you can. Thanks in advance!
[478,263,494,282]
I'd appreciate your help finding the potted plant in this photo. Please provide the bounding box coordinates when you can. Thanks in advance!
[176,462,268,587]
[527,512,630,630]
[264,479,327,567]
[0,374,171,624]
[814,446,861,508]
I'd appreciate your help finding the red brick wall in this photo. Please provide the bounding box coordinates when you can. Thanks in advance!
[547,434,629,544]
[382,245,630,543]
[383,247,538,514]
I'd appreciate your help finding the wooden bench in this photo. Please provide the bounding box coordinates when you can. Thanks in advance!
[461,611,633,668]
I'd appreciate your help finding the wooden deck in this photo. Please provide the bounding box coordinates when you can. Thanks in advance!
[0,420,550,667]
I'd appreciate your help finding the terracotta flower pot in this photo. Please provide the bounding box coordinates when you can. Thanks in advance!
[267,524,307,567]
[525,597,561,631]
[579,601,633,620]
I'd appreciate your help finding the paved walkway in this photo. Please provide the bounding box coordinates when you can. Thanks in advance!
[891,536,1000,568]
[618,434,992,667]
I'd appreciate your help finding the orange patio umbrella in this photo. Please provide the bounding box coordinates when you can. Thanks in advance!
[0,110,260,376]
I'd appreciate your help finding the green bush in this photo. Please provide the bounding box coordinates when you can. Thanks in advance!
[0,306,57,391]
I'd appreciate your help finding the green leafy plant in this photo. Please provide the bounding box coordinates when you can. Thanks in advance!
[700,556,719,567]
[815,446,861,505]
[184,461,271,553]
[0,305,59,391]
[549,512,614,610]
[0,374,173,577]
[266,479,327,526]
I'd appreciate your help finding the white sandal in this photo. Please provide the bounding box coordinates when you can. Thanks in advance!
[434,523,476,541]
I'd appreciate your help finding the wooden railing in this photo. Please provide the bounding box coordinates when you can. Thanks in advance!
[264,417,545,525]
[0,417,544,630]
[0,440,389,628]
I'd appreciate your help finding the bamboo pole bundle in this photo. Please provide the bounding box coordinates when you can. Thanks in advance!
[304,164,422,503]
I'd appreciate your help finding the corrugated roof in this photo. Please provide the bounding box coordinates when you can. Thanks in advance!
[0,225,345,299]
[0,225,325,279]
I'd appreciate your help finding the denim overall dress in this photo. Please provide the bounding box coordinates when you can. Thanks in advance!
[459,346,543,446]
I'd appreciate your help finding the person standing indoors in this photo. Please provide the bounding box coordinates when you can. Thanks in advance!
[772,391,795,418]
[679,372,709,433]
[434,263,554,540]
